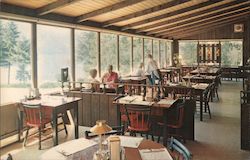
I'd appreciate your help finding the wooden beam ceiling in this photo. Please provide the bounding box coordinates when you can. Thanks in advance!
[121,0,222,31]
[150,5,250,36]
[102,0,191,27]
[159,10,250,38]
[175,18,245,39]
[136,0,250,33]
[161,13,249,38]
[37,0,81,16]
[76,0,144,23]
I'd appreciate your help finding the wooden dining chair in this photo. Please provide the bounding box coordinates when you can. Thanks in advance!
[125,105,153,140]
[157,102,186,143]
[22,103,68,149]
[85,125,124,139]
[168,137,192,160]
[195,84,212,119]
[22,103,51,150]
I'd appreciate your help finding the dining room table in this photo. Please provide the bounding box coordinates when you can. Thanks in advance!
[40,136,173,160]
[182,74,216,84]
[18,95,82,146]
[190,67,220,76]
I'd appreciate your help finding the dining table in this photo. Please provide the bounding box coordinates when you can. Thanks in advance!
[18,95,82,146]
[40,136,173,160]
[190,67,220,76]
[182,74,216,84]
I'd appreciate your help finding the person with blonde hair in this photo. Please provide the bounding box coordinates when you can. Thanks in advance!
[89,69,100,92]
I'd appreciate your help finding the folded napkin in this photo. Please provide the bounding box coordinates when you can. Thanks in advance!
[139,148,173,160]
[118,136,143,148]
[55,138,97,156]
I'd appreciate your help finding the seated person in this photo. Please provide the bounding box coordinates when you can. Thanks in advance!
[89,69,100,92]
[102,65,118,88]
[131,62,144,77]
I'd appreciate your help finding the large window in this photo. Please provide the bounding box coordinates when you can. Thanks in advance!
[179,41,197,66]
[221,40,242,67]
[159,40,166,68]
[166,41,172,66]
[133,37,143,71]
[144,39,152,60]
[119,35,131,75]
[153,40,159,66]
[100,33,118,76]
[0,19,31,105]
[75,30,98,81]
[37,25,71,94]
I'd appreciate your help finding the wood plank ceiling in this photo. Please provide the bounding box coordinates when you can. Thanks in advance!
[1,0,250,39]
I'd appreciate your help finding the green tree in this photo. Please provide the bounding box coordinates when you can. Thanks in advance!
[1,21,20,84]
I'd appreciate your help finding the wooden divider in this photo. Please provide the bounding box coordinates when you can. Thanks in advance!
[67,91,118,127]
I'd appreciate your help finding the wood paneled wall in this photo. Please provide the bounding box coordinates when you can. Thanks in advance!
[67,92,118,127]
[0,103,19,139]
[180,16,250,65]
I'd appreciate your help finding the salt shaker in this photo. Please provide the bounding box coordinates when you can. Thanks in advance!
[108,136,121,160]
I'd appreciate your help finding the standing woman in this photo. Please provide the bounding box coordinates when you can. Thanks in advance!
[145,54,160,85]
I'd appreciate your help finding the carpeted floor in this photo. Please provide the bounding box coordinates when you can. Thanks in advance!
[1,81,250,160]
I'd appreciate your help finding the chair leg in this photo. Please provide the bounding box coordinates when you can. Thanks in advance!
[157,136,161,143]
[23,127,30,147]
[62,115,68,135]
[151,134,154,141]
[207,104,211,119]
[38,127,41,150]
[146,134,148,139]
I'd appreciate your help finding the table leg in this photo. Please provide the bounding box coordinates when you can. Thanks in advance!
[200,93,203,121]
[74,102,79,139]
[163,109,168,146]
[52,109,58,146]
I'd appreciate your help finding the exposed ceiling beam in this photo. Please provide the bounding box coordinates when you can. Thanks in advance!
[102,0,191,27]
[76,0,144,23]
[158,10,250,37]
[175,19,245,39]
[37,0,81,16]
[0,3,164,40]
[136,0,250,33]
[149,5,250,36]
[121,0,223,31]
[161,13,249,38]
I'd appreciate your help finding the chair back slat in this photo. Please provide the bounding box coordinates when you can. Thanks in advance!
[125,106,151,131]
[22,104,42,126]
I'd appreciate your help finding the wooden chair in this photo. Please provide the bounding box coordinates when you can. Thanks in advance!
[22,103,51,150]
[125,105,153,140]
[22,103,68,149]
[85,125,124,139]
[157,102,186,143]
[196,84,212,119]
[168,137,192,160]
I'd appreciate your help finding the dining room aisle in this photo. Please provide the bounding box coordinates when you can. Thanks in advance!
[186,81,250,160]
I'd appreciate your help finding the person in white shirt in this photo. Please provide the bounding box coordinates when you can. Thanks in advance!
[145,54,160,85]
[132,62,144,77]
